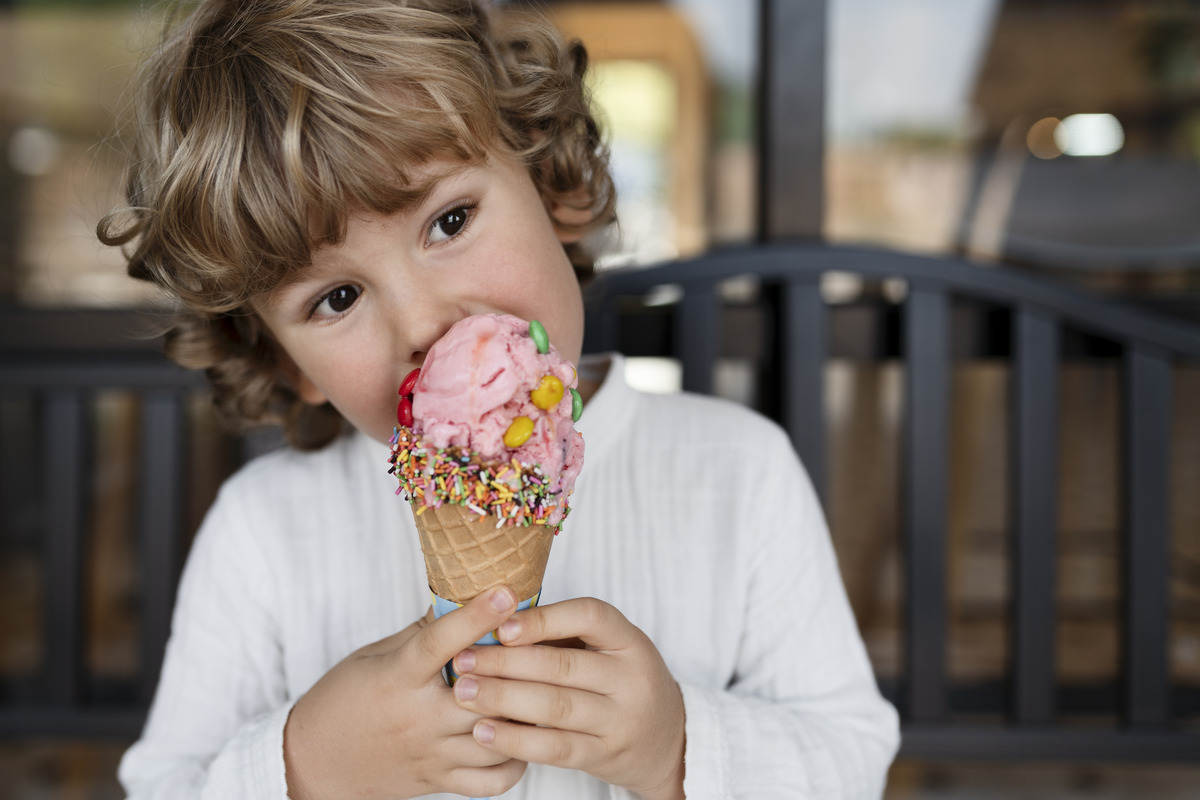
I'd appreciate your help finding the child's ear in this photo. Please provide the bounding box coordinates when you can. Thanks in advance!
[276,350,328,406]
[550,197,595,244]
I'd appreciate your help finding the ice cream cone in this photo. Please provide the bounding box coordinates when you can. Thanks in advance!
[413,503,554,604]
[389,315,583,613]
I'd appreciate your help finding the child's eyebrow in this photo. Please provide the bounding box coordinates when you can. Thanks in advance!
[330,159,477,232]
[401,160,475,203]
[261,160,479,300]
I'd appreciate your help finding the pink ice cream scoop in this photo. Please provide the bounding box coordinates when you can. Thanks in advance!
[398,314,584,522]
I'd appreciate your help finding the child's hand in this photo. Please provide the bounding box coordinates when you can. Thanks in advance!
[451,598,686,800]
[283,586,528,800]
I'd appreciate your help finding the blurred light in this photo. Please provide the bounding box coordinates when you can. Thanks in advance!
[1026,117,1063,159]
[821,271,864,304]
[714,359,755,407]
[8,126,63,177]
[1177,634,1200,666]
[1054,113,1124,157]
[882,277,909,303]
[625,358,682,394]
[590,61,676,148]
[718,275,760,304]
[643,283,683,307]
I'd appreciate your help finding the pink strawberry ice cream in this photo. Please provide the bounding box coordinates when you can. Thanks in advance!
[389,314,583,529]
[412,314,583,495]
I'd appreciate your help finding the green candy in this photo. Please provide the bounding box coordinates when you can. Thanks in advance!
[529,319,550,354]
[570,387,583,422]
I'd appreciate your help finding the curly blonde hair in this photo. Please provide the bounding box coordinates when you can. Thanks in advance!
[99,0,615,450]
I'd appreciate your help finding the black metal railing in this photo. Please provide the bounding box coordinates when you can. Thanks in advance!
[3,243,1199,762]
[1,309,220,737]
[583,241,1200,761]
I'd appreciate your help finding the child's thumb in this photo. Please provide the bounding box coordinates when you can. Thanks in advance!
[402,586,517,677]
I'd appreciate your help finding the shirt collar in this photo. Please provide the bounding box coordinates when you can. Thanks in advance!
[572,351,635,469]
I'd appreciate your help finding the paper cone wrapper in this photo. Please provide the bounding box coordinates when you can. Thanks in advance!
[413,503,554,604]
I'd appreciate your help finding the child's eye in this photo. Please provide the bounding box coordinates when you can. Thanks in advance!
[312,284,360,318]
[427,204,474,245]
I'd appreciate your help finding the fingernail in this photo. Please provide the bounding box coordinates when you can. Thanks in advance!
[489,587,514,613]
[455,649,475,673]
[498,619,521,642]
[474,721,495,744]
[455,676,478,701]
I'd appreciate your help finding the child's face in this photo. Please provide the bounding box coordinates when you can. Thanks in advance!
[256,153,586,445]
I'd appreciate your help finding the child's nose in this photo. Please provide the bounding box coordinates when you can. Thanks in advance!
[393,302,466,367]
[377,266,473,365]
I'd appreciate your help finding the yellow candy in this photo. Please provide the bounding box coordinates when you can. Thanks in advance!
[504,416,535,447]
[530,374,564,410]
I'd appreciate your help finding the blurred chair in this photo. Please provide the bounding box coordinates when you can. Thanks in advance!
[2,245,1199,763]
[0,308,256,737]
[583,240,1200,761]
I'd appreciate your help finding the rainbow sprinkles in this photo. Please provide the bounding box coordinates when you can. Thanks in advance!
[388,428,573,532]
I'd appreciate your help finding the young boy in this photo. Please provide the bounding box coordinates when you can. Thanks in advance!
[100,1,899,797]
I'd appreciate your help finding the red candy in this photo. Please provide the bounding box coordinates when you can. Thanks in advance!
[396,396,413,427]
[396,368,420,428]
[398,368,421,396]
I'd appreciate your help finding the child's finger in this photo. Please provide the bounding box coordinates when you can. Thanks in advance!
[471,717,597,773]
[445,759,529,800]
[442,732,520,768]
[453,673,610,732]
[496,596,637,651]
[399,586,518,678]
[454,642,611,691]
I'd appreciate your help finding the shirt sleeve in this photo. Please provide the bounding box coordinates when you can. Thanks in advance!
[118,480,294,799]
[677,431,900,799]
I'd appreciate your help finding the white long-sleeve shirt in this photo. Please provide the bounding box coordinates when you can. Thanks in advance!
[120,354,899,799]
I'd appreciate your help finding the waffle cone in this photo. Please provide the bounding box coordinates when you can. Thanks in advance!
[413,503,554,604]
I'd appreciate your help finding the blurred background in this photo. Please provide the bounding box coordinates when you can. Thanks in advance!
[1,0,1198,797]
